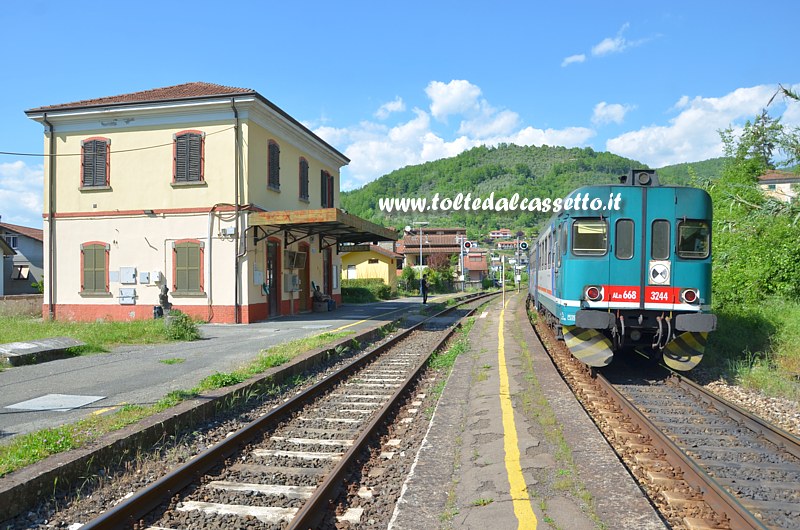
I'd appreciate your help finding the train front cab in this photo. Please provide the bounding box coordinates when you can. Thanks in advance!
[556,170,716,371]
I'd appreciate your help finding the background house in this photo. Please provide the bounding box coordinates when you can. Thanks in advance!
[397,227,465,269]
[758,170,799,203]
[0,220,44,296]
[340,244,402,290]
[26,82,392,323]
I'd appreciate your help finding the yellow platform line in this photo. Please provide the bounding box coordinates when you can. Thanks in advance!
[497,297,537,528]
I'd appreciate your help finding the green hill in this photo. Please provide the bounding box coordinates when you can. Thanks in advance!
[341,143,726,239]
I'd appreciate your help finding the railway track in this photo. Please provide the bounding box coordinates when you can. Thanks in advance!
[75,292,496,530]
[531,310,800,530]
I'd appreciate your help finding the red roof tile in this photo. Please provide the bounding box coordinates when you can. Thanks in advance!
[758,170,800,183]
[0,222,44,242]
[27,82,256,112]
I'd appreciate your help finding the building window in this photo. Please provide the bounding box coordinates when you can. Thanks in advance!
[321,170,334,207]
[299,157,309,200]
[81,242,109,293]
[81,137,110,188]
[173,239,204,294]
[11,265,29,280]
[4,235,18,249]
[174,130,205,183]
[268,140,281,190]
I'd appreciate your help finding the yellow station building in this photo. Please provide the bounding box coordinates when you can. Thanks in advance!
[26,82,394,323]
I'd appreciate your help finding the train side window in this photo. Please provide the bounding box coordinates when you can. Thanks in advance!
[677,220,710,259]
[615,219,634,259]
[651,220,670,260]
[572,219,607,256]
[561,224,567,255]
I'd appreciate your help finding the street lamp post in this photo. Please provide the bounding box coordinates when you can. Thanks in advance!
[405,221,428,298]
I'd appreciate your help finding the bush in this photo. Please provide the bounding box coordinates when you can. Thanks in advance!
[165,309,200,341]
[341,278,392,303]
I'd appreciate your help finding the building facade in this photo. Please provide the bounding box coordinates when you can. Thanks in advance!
[340,244,402,289]
[26,82,390,323]
[758,170,799,203]
[0,221,44,296]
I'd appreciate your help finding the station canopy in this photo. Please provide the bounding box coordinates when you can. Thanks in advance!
[249,208,397,251]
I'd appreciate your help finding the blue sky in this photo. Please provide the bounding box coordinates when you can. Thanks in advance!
[1,1,798,227]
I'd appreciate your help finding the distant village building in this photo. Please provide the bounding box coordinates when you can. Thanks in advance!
[758,170,800,203]
[0,220,44,296]
[488,228,512,239]
[463,249,488,283]
[26,82,393,323]
[496,240,517,250]
[397,227,466,268]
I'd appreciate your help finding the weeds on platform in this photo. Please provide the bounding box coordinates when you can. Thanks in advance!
[0,329,354,477]
[0,315,200,353]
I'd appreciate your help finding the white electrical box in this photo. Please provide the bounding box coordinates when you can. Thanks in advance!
[221,227,235,236]
[152,271,163,283]
[283,272,299,292]
[139,271,150,284]
[119,288,136,305]
[120,267,137,284]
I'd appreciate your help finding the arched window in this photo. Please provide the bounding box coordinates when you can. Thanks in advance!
[268,140,281,190]
[81,137,110,187]
[173,130,205,182]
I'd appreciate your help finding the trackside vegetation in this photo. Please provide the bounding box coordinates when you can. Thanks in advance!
[0,330,354,477]
[701,86,800,398]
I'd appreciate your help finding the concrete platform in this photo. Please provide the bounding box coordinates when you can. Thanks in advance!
[0,295,448,441]
[390,292,666,529]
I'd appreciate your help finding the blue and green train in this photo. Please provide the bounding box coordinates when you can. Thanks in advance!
[528,169,716,371]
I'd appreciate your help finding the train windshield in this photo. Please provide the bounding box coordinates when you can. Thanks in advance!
[677,220,710,259]
[572,219,607,256]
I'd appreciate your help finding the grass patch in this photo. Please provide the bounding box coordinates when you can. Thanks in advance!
[159,358,185,365]
[707,298,800,400]
[0,315,200,353]
[0,329,356,477]
[471,497,494,506]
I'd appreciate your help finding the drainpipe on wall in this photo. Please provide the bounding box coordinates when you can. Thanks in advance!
[42,113,55,320]
[232,99,241,323]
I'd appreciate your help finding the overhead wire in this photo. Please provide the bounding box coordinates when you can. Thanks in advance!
[0,126,236,157]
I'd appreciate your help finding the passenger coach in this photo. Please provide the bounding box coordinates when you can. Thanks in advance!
[528,169,716,371]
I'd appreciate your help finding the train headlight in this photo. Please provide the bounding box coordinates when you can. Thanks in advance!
[584,285,603,302]
[630,330,642,341]
[680,288,699,304]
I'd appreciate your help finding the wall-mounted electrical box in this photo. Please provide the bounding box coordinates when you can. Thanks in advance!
[221,227,236,236]
[119,288,136,305]
[120,267,137,284]
[139,271,150,284]
[152,271,163,283]
[283,272,299,292]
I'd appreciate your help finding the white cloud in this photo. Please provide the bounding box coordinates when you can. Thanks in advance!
[591,23,651,57]
[374,97,405,120]
[315,80,596,191]
[0,160,43,226]
[561,54,586,67]
[606,85,780,167]
[426,80,482,121]
[592,102,635,125]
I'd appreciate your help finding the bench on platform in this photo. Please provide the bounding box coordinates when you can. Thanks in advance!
[0,337,86,367]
